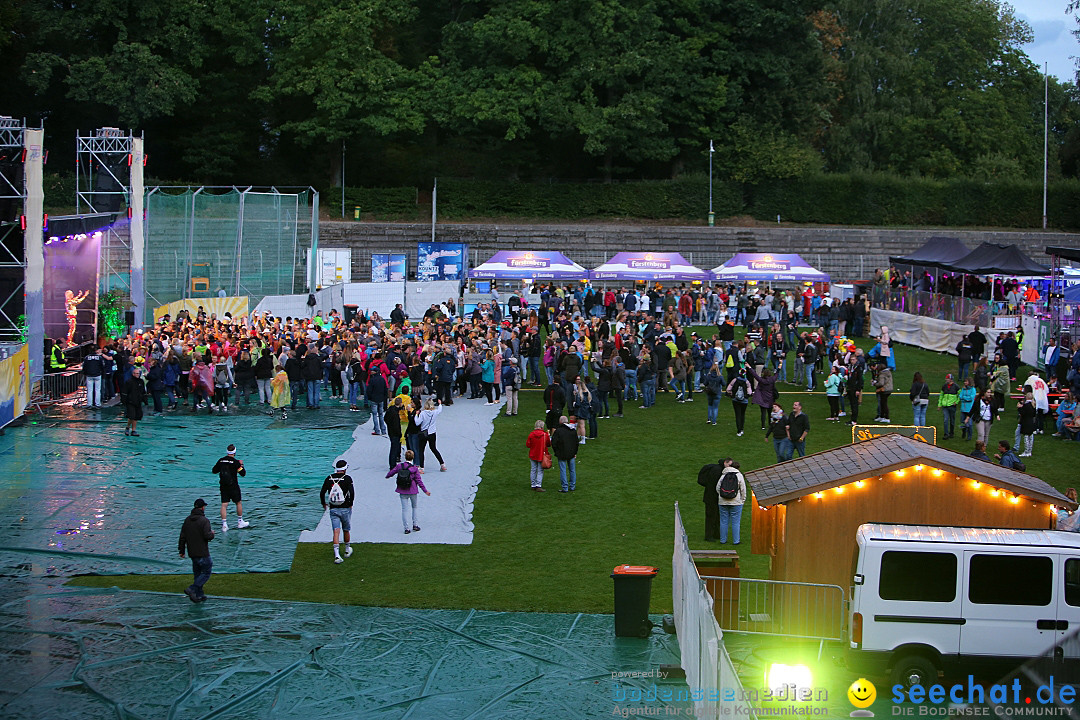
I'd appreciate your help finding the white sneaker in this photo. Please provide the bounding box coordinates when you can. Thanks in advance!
[737,431,743,436]
[344,545,353,557]
[1019,452,1032,457]
[221,521,229,532]
[334,556,343,564]
[236,518,250,529]
[838,411,846,417]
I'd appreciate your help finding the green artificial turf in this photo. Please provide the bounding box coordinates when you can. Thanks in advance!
[73,330,1072,614]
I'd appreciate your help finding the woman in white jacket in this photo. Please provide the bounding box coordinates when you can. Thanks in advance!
[417,398,447,472]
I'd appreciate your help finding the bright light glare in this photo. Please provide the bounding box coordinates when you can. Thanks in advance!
[766,664,813,695]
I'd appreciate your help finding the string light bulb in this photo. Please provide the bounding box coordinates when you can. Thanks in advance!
[855,481,865,488]
[814,492,824,499]
[972,481,981,489]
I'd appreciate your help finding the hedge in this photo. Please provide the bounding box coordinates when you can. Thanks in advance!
[328,174,1080,229]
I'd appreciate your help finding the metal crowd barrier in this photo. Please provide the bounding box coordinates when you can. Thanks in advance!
[698,575,846,643]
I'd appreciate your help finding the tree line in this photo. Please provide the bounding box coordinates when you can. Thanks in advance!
[2,0,1077,191]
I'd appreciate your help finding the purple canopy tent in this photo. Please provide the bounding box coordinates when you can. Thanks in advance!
[589,252,707,283]
[709,253,830,283]
[469,250,587,281]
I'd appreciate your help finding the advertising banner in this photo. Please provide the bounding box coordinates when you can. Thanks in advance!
[388,254,407,282]
[43,229,102,347]
[417,242,467,282]
[0,344,30,429]
[371,254,390,283]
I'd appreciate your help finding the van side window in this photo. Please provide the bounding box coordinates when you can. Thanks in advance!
[879,551,957,602]
[969,554,1052,606]
[1065,559,1080,607]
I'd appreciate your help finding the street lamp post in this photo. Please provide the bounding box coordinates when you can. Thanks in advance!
[708,140,715,227]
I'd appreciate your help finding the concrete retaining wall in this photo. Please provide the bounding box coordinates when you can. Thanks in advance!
[318,221,1080,284]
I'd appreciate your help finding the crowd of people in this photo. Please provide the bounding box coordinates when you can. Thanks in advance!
[104,276,1078,599]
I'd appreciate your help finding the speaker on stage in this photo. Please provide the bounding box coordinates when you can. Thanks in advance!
[125,310,136,326]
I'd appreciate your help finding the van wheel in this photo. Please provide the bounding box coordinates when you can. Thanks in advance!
[890,654,938,689]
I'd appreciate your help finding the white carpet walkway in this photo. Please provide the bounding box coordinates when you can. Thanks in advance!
[298,399,504,545]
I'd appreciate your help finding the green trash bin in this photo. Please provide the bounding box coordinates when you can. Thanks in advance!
[611,565,658,637]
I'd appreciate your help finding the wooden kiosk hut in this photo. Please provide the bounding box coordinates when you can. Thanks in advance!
[748,434,1075,593]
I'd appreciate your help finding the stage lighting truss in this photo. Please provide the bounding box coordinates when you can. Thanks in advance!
[0,116,27,342]
[76,129,140,298]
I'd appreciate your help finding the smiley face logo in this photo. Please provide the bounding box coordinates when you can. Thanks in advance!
[848,678,876,709]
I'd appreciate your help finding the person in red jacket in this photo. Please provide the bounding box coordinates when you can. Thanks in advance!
[526,420,551,492]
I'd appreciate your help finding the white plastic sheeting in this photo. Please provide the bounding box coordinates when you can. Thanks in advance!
[870,308,1015,357]
[342,282,405,317]
[255,284,344,319]
[405,280,460,319]
[672,503,753,719]
[299,398,503,545]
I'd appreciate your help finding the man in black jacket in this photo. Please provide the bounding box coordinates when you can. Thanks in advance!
[255,348,275,404]
[550,415,579,492]
[178,498,215,602]
[284,350,303,410]
[83,348,104,408]
[302,347,323,408]
[697,458,730,542]
[543,376,566,429]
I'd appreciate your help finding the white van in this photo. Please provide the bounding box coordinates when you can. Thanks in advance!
[848,523,1080,687]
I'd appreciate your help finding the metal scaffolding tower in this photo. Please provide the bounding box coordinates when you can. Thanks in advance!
[75,128,146,321]
[0,116,27,341]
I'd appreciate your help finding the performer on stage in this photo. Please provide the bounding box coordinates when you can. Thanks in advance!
[64,289,90,346]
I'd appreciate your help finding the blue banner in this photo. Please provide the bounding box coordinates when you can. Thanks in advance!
[371,254,389,283]
[417,242,467,282]
[388,254,407,283]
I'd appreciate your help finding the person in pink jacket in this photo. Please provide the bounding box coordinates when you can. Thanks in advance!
[387,450,430,534]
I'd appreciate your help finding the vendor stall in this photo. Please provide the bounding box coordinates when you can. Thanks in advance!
[468,250,587,282]
[709,253,830,283]
[589,252,707,283]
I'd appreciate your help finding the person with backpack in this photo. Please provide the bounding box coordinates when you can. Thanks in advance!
[994,440,1025,471]
[726,369,751,437]
[319,460,354,564]
[387,450,430,534]
[212,355,233,411]
[716,460,747,545]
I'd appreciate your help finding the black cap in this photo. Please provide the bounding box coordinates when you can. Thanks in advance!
[193,498,207,508]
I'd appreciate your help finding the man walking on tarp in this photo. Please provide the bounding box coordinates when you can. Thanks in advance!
[212,444,250,532]
[178,498,215,603]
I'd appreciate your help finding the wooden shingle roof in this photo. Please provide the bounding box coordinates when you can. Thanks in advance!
[746,433,1074,508]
